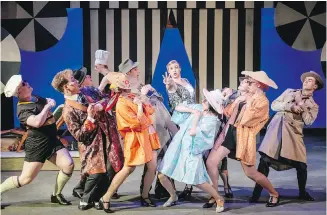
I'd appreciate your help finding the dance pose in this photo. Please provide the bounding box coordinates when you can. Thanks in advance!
[0,75,74,206]
[250,71,324,202]
[157,88,226,213]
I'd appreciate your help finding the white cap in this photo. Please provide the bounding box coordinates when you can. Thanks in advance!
[4,75,22,97]
[95,50,110,65]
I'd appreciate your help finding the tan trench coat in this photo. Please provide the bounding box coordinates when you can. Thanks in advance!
[234,92,270,166]
[258,89,318,164]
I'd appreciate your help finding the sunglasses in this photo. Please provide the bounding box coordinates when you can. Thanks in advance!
[21,80,29,87]
[202,98,207,103]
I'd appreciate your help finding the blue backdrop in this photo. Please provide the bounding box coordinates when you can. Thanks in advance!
[261,9,326,128]
[14,8,83,127]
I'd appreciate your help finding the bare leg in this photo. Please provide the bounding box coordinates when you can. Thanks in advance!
[195,182,224,208]
[241,163,279,202]
[158,173,176,197]
[48,148,74,174]
[141,151,158,198]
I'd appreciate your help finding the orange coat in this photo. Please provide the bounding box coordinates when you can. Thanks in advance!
[233,93,269,166]
[116,95,160,166]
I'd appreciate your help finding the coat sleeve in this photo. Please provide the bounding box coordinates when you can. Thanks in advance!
[301,101,319,126]
[239,97,269,127]
[271,89,293,112]
[64,109,97,144]
[116,100,149,132]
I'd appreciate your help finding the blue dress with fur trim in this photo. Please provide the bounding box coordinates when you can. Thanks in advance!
[157,104,221,185]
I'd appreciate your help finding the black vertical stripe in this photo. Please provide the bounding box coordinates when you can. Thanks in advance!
[138,1,148,9]
[222,9,230,88]
[235,1,245,9]
[177,1,186,8]
[99,1,109,9]
[207,9,215,90]
[1,95,14,130]
[237,9,246,85]
[158,1,167,8]
[216,1,225,9]
[114,10,122,71]
[98,9,106,84]
[254,1,264,8]
[253,9,261,71]
[81,1,91,74]
[177,9,184,42]
[144,9,152,84]
[192,9,200,101]
[273,2,278,8]
[119,1,129,9]
[129,9,137,62]
[197,1,206,8]
[160,9,168,44]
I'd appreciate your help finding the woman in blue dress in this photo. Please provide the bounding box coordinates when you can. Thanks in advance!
[157,88,226,213]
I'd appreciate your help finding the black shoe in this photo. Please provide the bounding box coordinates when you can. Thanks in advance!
[178,185,193,201]
[51,194,72,205]
[249,196,259,203]
[111,192,120,199]
[94,202,103,210]
[1,205,4,209]
[202,197,216,208]
[72,190,83,199]
[99,198,114,213]
[224,185,234,198]
[78,202,94,211]
[266,195,280,207]
[299,192,314,201]
[140,196,157,207]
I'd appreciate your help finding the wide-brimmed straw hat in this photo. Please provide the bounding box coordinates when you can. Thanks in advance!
[241,71,278,89]
[301,71,324,90]
[202,88,225,114]
[105,72,139,90]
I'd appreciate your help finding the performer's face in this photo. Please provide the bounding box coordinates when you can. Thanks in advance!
[202,98,209,110]
[17,80,33,98]
[238,78,249,92]
[167,62,181,79]
[81,75,93,87]
[64,74,80,95]
[302,77,317,91]
[127,67,139,79]
[247,78,260,94]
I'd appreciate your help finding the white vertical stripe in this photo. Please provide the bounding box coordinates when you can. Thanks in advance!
[90,10,99,86]
[229,10,238,89]
[148,1,158,8]
[90,1,99,8]
[128,1,138,8]
[214,9,223,90]
[245,1,254,8]
[184,9,192,65]
[225,1,235,8]
[137,10,146,85]
[245,10,254,71]
[199,9,207,99]
[152,10,161,75]
[187,1,197,8]
[106,10,115,71]
[109,1,119,8]
[70,1,80,8]
[206,1,216,8]
[264,1,274,8]
[121,10,129,62]
[167,1,177,8]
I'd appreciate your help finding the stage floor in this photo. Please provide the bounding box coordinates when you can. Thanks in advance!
[1,135,326,215]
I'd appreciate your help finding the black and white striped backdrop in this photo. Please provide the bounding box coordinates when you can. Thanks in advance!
[69,1,276,99]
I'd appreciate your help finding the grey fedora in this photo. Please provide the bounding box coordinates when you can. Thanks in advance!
[118,58,139,74]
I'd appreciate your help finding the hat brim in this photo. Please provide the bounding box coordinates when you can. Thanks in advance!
[241,71,278,89]
[301,72,324,90]
[120,62,140,74]
[202,88,223,114]
[105,72,139,90]
[73,68,87,85]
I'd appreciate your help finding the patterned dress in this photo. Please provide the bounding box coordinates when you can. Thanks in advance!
[168,78,196,112]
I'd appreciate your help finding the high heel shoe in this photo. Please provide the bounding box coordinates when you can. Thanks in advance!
[224,185,233,198]
[163,195,178,207]
[202,197,216,208]
[140,196,157,207]
[266,195,280,207]
[215,199,225,213]
[99,198,114,213]
[178,185,193,200]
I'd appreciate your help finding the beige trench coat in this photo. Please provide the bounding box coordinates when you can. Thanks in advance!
[258,89,319,164]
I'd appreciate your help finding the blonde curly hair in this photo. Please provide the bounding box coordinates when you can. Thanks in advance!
[51,69,73,93]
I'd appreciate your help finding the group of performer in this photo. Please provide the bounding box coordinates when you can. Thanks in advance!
[0,49,324,213]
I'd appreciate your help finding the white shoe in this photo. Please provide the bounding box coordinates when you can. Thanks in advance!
[216,205,224,213]
[163,195,178,207]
